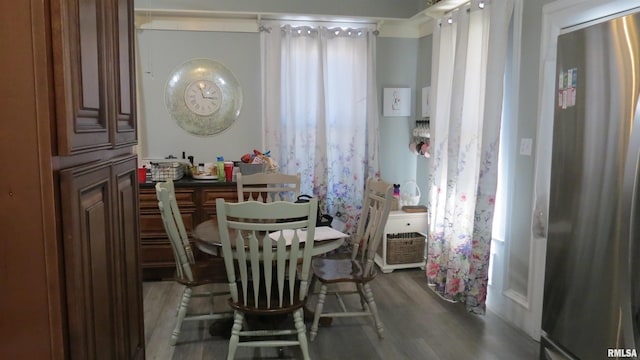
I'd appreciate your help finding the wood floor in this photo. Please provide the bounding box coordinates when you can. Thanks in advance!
[143,268,540,360]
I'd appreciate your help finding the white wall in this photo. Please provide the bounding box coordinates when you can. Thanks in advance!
[416,35,433,206]
[135,26,427,186]
[136,29,262,164]
[486,0,541,336]
[376,36,421,190]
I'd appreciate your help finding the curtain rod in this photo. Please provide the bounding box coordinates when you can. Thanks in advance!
[443,0,487,16]
[439,0,487,26]
[259,17,377,29]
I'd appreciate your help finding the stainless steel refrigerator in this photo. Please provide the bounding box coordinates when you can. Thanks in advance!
[541,9,640,360]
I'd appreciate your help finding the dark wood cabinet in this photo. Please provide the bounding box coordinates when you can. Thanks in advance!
[139,181,238,280]
[51,0,143,357]
[0,0,143,358]
[51,0,109,153]
[59,156,142,360]
[51,0,136,154]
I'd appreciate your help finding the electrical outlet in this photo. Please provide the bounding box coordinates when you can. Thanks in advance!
[520,138,533,156]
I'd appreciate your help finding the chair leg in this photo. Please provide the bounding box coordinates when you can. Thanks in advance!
[363,283,384,339]
[356,283,367,310]
[310,283,327,341]
[308,274,317,295]
[171,287,192,346]
[293,308,311,360]
[227,311,243,360]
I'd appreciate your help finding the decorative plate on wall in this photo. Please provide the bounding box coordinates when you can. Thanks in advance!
[164,58,243,136]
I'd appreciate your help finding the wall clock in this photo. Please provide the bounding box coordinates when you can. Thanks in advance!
[164,58,243,136]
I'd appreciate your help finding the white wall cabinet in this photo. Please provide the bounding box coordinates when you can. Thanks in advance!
[375,210,429,273]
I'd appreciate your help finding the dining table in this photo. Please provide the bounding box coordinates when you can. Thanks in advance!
[193,220,348,257]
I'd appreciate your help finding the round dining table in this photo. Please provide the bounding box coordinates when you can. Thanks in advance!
[192,219,347,257]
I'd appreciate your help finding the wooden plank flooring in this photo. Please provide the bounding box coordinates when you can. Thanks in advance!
[143,269,539,359]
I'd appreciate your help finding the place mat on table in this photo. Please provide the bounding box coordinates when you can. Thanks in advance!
[402,205,428,213]
[268,226,348,245]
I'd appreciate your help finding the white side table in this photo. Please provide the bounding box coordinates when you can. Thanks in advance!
[374,210,429,273]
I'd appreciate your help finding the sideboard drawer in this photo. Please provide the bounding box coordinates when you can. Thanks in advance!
[201,188,238,206]
[385,213,428,234]
[139,188,196,208]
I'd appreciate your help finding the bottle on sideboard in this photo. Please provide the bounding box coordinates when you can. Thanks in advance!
[217,156,225,178]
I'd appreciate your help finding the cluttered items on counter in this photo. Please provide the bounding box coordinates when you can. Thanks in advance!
[149,161,185,181]
[192,162,218,180]
[239,149,279,174]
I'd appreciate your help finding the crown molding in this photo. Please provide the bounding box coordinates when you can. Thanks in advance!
[134,8,437,38]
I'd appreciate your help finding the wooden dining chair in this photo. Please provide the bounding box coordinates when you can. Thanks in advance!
[236,172,301,202]
[216,198,318,360]
[309,177,394,341]
[155,180,232,346]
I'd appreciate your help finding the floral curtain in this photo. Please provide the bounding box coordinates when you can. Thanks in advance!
[427,0,514,314]
[261,23,380,234]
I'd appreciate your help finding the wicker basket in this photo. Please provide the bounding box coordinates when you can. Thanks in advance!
[150,162,184,181]
[380,232,426,264]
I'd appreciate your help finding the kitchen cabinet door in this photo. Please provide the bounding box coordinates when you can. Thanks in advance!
[111,156,144,360]
[59,162,116,360]
[59,156,143,360]
[51,0,110,154]
[51,0,137,154]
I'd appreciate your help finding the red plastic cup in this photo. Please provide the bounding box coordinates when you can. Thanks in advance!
[224,162,234,182]
[138,168,147,183]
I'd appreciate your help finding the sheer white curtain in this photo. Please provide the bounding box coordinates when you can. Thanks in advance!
[427,0,514,314]
[261,23,380,233]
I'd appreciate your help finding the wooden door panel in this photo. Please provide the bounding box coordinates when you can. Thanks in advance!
[59,162,116,360]
[113,0,136,146]
[52,0,110,154]
[112,155,144,360]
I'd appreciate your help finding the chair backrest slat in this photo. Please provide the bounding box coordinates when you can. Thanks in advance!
[216,199,318,310]
[156,180,195,282]
[352,178,394,276]
[237,172,301,203]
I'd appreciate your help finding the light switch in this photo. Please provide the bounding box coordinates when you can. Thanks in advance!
[520,138,533,156]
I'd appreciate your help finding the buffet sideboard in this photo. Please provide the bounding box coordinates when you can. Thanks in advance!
[139,178,237,280]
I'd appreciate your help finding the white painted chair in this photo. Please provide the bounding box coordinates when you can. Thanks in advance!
[309,178,394,341]
[216,198,318,360]
[236,172,301,202]
[155,180,232,346]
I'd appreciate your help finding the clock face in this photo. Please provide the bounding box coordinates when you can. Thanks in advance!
[184,80,222,116]
[164,58,243,136]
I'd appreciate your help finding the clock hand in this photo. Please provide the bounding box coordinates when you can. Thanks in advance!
[198,82,207,98]
[198,83,218,100]
[201,91,218,100]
